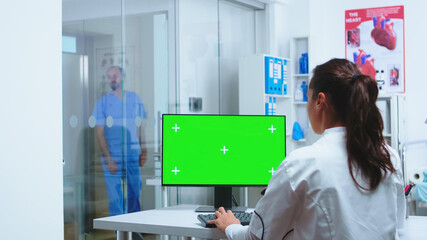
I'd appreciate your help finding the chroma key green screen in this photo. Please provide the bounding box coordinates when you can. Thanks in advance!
[162,114,286,186]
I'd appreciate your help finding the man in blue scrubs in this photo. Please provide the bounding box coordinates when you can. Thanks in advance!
[92,66,147,217]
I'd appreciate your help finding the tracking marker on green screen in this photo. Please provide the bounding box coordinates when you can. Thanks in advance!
[172,166,180,175]
[268,125,277,133]
[172,123,180,132]
[220,146,229,154]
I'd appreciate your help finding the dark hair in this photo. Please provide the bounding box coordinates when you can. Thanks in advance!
[107,65,125,77]
[309,58,395,191]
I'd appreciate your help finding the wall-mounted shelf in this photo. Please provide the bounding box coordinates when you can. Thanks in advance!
[238,48,319,154]
[293,74,310,78]
[376,94,406,151]
[265,94,291,99]
[239,54,292,134]
[288,36,319,152]
[294,102,307,105]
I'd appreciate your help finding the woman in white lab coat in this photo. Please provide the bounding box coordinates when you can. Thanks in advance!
[209,58,405,239]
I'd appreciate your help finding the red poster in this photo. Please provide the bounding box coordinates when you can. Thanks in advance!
[345,6,405,93]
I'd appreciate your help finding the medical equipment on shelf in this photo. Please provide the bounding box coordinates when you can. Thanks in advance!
[405,183,415,196]
[413,171,427,203]
[292,121,304,141]
[401,139,427,216]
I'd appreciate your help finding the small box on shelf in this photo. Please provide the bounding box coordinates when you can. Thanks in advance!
[264,56,289,96]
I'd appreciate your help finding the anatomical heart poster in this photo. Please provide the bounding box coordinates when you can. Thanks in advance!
[345,6,405,93]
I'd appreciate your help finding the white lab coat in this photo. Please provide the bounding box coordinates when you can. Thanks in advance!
[226,127,405,240]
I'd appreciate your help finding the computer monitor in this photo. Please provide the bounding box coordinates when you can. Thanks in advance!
[162,114,286,212]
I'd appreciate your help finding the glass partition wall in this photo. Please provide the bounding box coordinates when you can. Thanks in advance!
[62,0,257,239]
[62,1,173,239]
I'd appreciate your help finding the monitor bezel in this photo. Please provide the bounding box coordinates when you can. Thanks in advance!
[161,114,286,187]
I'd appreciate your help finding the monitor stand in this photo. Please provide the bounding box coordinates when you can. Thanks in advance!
[195,187,247,212]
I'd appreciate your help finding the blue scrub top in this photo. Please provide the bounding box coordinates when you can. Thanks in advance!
[92,91,147,156]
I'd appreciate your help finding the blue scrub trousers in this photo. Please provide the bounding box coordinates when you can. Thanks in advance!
[102,154,142,216]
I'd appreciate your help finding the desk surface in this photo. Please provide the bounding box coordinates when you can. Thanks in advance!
[94,205,227,239]
[94,204,427,239]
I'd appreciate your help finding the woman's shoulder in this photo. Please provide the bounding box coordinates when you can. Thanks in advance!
[286,136,344,163]
[281,139,347,189]
[283,145,324,177]
[384,144,402,174]
[287,144,318,159]
[385,145,400,162]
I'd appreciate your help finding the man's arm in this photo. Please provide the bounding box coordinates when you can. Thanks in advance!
[95,126,118,174]
[138,124,147,167]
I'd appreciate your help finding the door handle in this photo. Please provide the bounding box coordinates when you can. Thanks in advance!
[153,152,161,161]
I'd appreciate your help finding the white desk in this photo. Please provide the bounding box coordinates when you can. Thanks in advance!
[94,205,227,239]
[94,204,427,240]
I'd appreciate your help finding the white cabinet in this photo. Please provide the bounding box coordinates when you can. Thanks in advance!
[239,53,317,155]
[238,54,292,149]
[377,93,406,152]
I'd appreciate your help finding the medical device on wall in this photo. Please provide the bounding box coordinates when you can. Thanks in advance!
[162,114,286,212]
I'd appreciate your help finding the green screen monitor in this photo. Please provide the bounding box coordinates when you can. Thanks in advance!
[162,114,286,211]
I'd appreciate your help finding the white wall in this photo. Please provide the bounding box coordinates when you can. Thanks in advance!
[307,0,427,161]
[62,0,170,22]
[0,0,63,239]
[261,0,309,58]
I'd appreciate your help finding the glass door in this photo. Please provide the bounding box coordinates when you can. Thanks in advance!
[62,1,174,239]
[172,0,256,208]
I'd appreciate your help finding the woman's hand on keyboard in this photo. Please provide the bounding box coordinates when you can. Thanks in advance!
[207,207,241,233]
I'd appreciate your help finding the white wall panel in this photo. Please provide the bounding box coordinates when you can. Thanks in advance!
[0,0,63,239]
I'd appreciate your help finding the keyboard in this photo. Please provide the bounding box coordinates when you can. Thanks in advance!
[197,212,253,228]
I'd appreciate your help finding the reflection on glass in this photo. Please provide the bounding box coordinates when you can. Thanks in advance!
[62,36,76,53]
[92,66,147,216]
[135,116,142,127]
[179,0,219,114]
[63,1,172,239]
[88,115,96,128]
[69,115,79,128]
[106,116,114,128]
